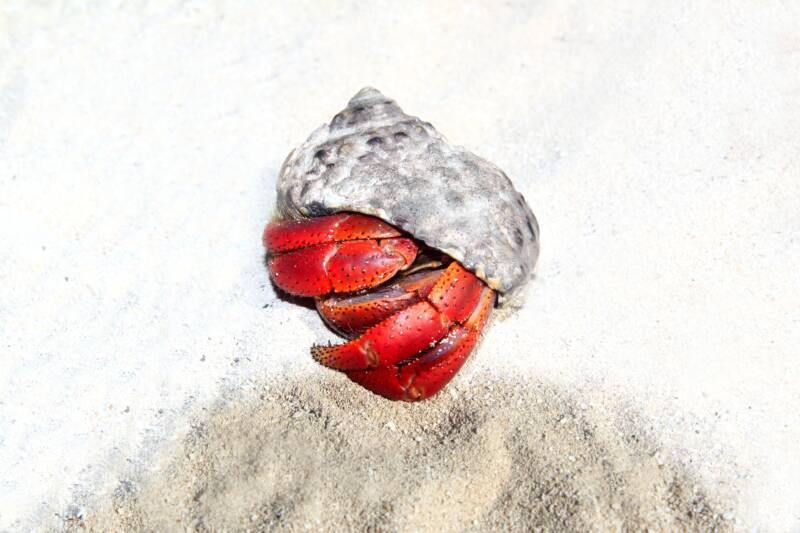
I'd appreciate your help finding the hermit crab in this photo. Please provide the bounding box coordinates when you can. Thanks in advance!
[264,88,539,401]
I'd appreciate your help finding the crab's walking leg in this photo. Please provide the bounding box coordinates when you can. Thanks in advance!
[311,301,448,370]
[264,213,418,297]
[346,285,495,401]
[311,262,487,371]
[315,268,442,337]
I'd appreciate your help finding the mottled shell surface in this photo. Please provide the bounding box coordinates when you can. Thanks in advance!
[276,87,539,302]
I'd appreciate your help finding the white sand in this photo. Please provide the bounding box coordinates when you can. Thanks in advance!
[1,1,798,531]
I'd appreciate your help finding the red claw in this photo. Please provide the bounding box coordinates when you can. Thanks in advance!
[267,243,337,296]
[263,212,400,253]
[264,213,418,297]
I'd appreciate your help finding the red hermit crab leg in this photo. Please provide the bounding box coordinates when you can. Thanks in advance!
[263,213,418,297]
[315,268,442,337]
[311,262,487,371]
[347,286,495,401]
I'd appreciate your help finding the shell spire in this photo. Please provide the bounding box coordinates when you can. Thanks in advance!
[336,87,403,125]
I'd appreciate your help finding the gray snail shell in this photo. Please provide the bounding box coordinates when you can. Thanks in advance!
[276,87,539,304]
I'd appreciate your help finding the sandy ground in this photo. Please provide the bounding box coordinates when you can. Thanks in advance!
[1,1,799,531]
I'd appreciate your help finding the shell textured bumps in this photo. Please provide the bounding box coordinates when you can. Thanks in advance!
[276,87,539,302]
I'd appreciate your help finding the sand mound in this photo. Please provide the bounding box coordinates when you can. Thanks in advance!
[72,374,734,532]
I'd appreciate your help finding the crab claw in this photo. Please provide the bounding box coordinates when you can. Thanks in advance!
[263,212,400,252]
[264,213,418,297]
[311,262,494,400]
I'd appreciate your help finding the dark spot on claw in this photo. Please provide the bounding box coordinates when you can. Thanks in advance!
[367,137,383,146]
[394,132,409,141]
[314,149,327,160]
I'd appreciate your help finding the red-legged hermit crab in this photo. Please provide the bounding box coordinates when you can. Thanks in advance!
[263,88,539,401]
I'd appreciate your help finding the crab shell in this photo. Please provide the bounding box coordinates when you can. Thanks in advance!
[276,87,539,303]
